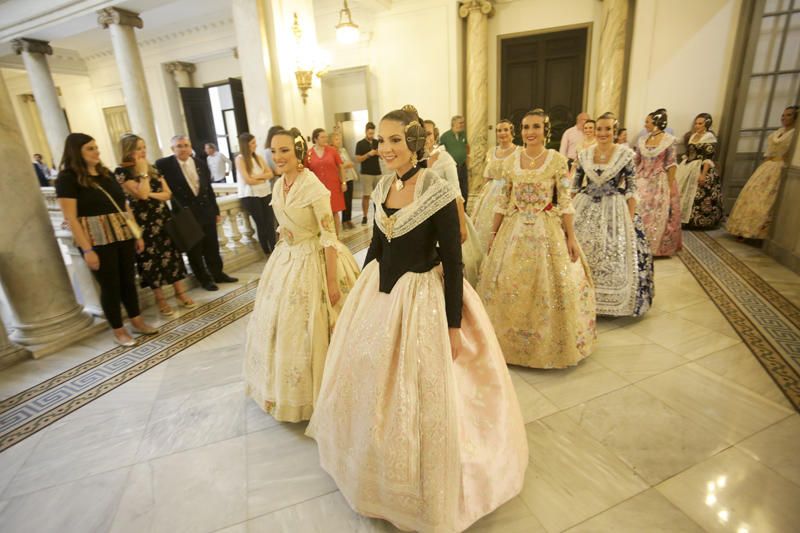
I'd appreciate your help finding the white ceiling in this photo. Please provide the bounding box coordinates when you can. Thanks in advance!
[0,0,392,61]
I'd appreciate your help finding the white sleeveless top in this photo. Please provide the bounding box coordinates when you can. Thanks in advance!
[237,156,271,198]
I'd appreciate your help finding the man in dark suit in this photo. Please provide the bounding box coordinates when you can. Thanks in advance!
[156,135,238,291]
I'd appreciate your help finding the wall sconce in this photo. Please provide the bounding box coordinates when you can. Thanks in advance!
[335,0,360,44]
[292,13,329,104]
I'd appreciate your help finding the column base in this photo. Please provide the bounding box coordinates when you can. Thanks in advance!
[9,303,95,346]
[0,342,30,370]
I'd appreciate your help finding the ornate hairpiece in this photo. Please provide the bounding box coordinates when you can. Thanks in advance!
[402,104,418,115]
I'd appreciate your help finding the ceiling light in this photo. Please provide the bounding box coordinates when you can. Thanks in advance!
[335,0,360,44]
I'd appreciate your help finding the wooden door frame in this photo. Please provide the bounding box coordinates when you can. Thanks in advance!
[495,22,593,125]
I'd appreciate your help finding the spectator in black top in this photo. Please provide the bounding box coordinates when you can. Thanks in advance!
[355,122,381,224]
[55,133,158,346]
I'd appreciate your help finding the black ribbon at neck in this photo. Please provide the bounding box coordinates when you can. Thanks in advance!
[396,165,419,183]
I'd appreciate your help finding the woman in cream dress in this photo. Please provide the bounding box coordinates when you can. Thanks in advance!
[478,109,597,368]
[308,109,527,532]
[470,119,520,252]
[243,128,359,422]
[727,105,798,239]
[422,117,484,286]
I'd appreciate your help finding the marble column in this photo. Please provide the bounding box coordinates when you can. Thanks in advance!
[166,61,196,88]
[19,93,54,166]
[98,7,160,155]
[459,0,494,197]
[11,38,70,163]
[0,75,94,346]
[594,0,630,117]
[164,61,196,135]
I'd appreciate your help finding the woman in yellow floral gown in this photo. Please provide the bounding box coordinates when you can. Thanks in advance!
[244,129,359,422]
[727,105,797,239]
[478,109,597,368]
[470,119,520,253]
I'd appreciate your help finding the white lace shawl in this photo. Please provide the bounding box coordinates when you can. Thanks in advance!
[637,132,676,158]
[576,144,635,185]
[373,169,457,242]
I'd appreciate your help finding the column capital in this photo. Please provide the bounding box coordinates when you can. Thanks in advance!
[11,38,53,56]
[98,7,143,29]
[165,61,196,75]
[459,0,494,18]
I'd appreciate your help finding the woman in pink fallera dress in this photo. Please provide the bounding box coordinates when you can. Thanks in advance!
[307,108,528,533]
[635,109,682,256]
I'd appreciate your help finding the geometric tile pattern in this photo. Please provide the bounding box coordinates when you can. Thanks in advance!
[680,231,800,411]
[0,280,258,453]
[0,225,373,453]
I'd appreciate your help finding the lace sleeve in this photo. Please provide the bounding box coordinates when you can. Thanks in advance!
[665,144,677,170]
[621,157,637,199]
[311,196,338,248]
[555,157,575,215]
[493,160,513,215]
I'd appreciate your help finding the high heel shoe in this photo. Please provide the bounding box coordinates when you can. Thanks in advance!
[176,291,197,309]
[158,299,175,316]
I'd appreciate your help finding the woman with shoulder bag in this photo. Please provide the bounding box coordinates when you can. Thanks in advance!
[56,133,158,346]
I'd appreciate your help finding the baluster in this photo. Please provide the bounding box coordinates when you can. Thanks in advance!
[228,208,243,249]
[217,211,230,253]
[55,229,104,317]
[241,210,256,245]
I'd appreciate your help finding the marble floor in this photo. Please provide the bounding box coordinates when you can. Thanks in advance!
[0,234,799,532]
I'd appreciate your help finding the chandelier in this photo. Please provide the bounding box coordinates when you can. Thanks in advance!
[335,0,360,44]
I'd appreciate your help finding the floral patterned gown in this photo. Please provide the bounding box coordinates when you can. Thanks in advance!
[243,169,360,422]
[116,166,187,289]
[726,127,795,239]
[469,145,520,252]
[477,150,597,368]
[635,134,682,256]
[676,131,723,229]
[572,145,654,317]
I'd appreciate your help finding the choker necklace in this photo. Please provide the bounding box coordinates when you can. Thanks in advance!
[394,165,418,191]
[596,145,614,162]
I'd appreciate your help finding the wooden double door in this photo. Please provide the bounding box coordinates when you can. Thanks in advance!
[500,28,587,149]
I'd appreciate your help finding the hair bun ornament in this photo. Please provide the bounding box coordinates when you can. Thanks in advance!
[293,134,308,164]
[402,104,418,115]
[405,120,427,153]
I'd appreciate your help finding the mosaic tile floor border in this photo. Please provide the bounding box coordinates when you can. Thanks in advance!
[680,231,800,411]
[0,226,372,453]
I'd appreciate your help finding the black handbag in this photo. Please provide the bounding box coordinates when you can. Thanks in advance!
[166,198,204,252]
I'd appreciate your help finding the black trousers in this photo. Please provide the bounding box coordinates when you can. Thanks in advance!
[90,240,141,329]
[456,162,469,209]
[187,219,224,283]
[241,195,276,255]
[342,182,354,223]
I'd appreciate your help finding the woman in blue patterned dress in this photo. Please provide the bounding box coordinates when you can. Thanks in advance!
[572,113,654,317]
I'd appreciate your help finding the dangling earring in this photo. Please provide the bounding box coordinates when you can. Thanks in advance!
[410,153,418,168]
[297,162,304,171]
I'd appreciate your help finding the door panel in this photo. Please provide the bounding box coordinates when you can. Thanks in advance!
[179,88,216,153]
[228,77,249,136]
[500,28,587,148]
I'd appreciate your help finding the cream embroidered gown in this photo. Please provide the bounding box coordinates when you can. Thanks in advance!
[726,127,795,239]
[477,150,597,368]
[470,145,521,252]
[429,147,484,286]
[307,170,528,533]
[243,169,359,422]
